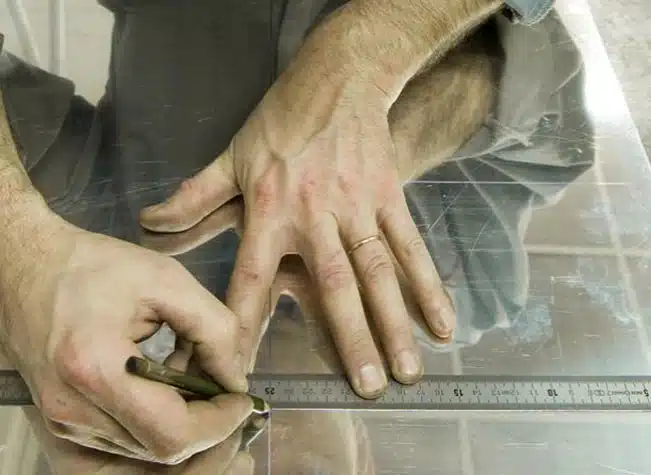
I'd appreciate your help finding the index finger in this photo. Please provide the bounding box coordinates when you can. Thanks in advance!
[226,223,282,373]
[150,259,248,391]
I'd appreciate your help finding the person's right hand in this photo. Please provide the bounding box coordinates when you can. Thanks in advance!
[0,210,253,465]
[22,405,255,475]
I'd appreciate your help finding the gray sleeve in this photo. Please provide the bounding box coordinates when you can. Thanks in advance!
[0,42,101,208]
[408,12,595,351]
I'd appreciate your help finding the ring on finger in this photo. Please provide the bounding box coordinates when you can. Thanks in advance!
[347,235,382,255]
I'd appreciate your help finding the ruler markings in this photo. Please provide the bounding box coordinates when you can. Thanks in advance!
[2,371,651,410]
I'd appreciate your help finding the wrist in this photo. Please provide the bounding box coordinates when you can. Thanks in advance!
[0,182,66,296]
[316,4,431,102]
[293,7,405,108]
[0,172,54,235]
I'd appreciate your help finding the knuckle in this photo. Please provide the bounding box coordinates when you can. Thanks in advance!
[349,328,370,350]
[319,263,354,292]
[402,236,429,261]
[54,336,103,394]
[373,174,401,210]
[234,257,264,287]
[167,179,205,224]
[239,321,255,342]
[314,251,355,292]
[164,254,186,271]
[252,169,279,213]
[164,257,184,275]
[360,252,394,285]
[155,255,185,278]
[156,257,190,287]
[178,178,204,203]
[179,177,198,194]
[297,171,321,207]
[336,172,359,195]
[343,329,375,361]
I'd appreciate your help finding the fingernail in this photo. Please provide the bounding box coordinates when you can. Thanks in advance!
[433,301,456,338]
[434,307,454,338]
[393,349,422,380]
[433,288,457,339]
[356,364,387,397]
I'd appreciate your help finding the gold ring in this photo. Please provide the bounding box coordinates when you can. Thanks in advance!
[347,235,381,255]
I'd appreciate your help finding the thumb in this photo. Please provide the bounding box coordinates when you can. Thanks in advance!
[140,197,244,256]
[140,145,240,233]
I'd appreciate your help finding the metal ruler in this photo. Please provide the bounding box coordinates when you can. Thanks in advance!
[3,371,651,410]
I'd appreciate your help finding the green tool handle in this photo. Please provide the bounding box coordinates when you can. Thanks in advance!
[125,356,269,414]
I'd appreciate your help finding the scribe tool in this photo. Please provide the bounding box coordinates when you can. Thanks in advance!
[125,356,270,449]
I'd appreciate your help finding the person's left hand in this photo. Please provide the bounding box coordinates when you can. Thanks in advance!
[140,33,455,399]
[140,197,451,377]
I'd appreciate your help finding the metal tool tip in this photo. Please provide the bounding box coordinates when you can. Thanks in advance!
[250,395,270,415]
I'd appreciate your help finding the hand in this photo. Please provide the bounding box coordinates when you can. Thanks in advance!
[142,190,453,386]
[22,406,255,475]
[0,211,253,464]
[142,202,380,475]
[140,46,457,399]
[140,47,456,398]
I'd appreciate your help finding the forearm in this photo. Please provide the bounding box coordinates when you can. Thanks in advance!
[389,20,500,182]
[0,92,33,197]
[0,91,58,296]
[301,0,504,104]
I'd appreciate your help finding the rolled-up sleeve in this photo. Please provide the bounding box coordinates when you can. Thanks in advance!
[406,11,594,351]
[0,36,101,209]
[503,0,554,25]
[0,46,73,173]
